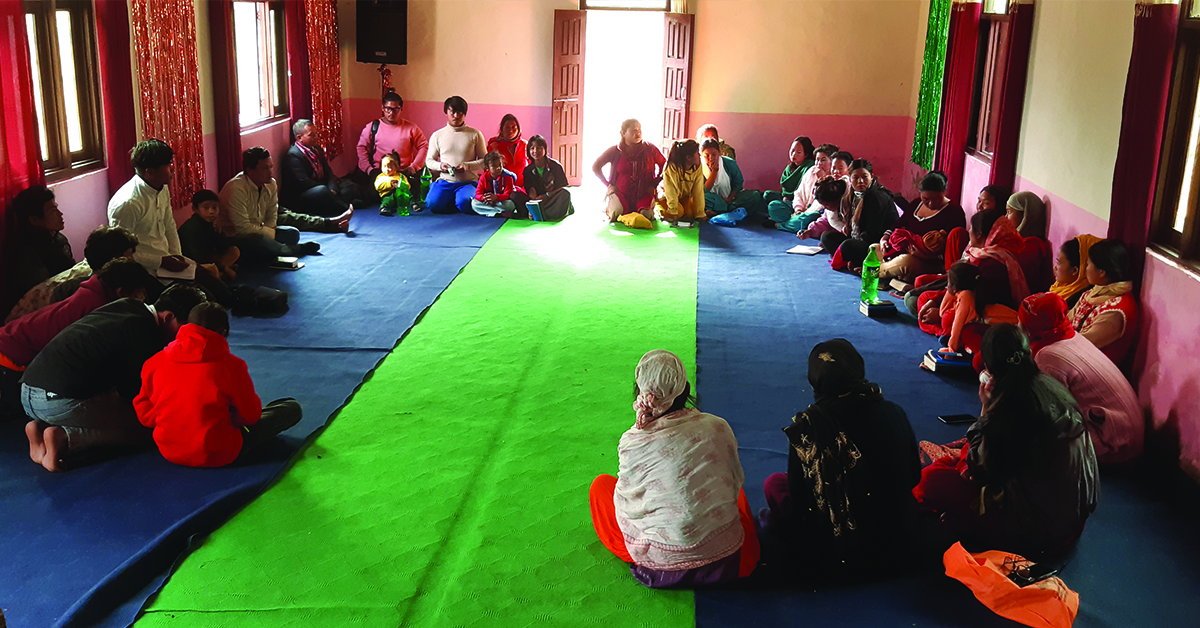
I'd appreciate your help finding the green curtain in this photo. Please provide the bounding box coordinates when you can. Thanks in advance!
[911,0,953,170]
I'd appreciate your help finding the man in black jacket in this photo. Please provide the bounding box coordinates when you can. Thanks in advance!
[281,119,366,217]
[21,284,206,472]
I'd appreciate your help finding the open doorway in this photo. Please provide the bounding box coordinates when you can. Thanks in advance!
[578,9,664,200]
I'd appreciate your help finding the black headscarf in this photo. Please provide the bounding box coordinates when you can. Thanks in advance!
[807,338,882,404]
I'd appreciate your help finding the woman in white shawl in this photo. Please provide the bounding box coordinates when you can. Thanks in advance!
[589,350,759,588]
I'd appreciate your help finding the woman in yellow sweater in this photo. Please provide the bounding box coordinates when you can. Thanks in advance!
[655,139,705,225]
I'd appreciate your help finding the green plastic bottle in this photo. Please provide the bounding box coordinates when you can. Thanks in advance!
[860,246,881,304]
[420,167,432,202]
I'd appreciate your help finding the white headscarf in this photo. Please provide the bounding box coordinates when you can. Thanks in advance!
[633,350,688,429]
[711,156,732,199]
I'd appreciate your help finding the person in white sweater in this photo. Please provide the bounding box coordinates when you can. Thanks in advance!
[425,96,487,214]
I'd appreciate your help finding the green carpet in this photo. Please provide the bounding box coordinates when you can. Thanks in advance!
[136,217,700,627]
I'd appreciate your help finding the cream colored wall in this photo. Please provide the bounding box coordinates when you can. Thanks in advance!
[341,0,576,106]
[690,0,927,116]
[1014,0,1133,222]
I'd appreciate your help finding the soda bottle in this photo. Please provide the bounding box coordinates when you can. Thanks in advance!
[860,246,881,304]
[420,167,432,202]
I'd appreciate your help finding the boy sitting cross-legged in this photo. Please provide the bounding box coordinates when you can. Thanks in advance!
[134,302,303,467]
[179,189,240,281]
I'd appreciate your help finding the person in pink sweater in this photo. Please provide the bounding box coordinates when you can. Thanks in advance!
[1019,292,1144,465]
[354,91,429,202]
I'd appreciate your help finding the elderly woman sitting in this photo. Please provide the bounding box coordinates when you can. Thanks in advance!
[589,350,759,588]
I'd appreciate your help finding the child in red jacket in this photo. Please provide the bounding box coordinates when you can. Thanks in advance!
[134,303,302,467]
[470,151,522,218]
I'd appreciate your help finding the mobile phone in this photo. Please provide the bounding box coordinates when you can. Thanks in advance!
[938,414,977,425]
[1007,562,1059,587]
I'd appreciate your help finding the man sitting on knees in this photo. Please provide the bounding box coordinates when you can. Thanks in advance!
[22,284,207,472]
[282,119,365,217]
[218,147,330,265]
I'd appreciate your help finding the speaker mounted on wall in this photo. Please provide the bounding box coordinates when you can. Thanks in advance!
[356,0,408,65]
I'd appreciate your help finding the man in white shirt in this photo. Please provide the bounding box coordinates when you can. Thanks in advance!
[107,140,190,275]
[218,147,323,264]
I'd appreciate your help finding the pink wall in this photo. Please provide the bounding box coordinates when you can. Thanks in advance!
[240,119,292,183]
[687,111,916,197]
[333,98,552,175]
[960,153,992,219]
[1013,176,1110,250]
[48,169,111,262]
[1137,251,1200,477]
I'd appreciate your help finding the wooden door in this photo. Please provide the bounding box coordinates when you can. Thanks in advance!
[552,10,585,185]
[661,13,694,153]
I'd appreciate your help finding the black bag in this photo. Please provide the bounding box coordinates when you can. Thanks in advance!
[231,285,289,317]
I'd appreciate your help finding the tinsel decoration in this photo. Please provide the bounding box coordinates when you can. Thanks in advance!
[129,0,205,207]
[910,0,952,170]
[378,63,393,98]
[305,0,344,160]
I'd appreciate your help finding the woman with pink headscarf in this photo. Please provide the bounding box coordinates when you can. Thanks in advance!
[589,349,759,588]
[1019,293,1144,464]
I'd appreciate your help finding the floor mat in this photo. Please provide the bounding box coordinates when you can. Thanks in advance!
[135,218,701,628]
[0,211,502,628]
[693,225,1200,627]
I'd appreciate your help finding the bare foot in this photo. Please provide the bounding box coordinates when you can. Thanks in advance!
[26,420,46,465]
[41,426,68,472]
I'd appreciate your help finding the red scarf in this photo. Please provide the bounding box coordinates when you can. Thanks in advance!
[965,217,1030,305]
[1018,292,1076,355]
[295,142,324,180]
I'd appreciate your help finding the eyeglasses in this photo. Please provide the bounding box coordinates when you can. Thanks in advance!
[383,106,400,112]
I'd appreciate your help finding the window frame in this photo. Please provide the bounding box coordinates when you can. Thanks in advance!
[232,0,289,131]
[578,1,670,11]
[25,0,105,183]
[1151,1,1200,263]
[965,8,1012,161]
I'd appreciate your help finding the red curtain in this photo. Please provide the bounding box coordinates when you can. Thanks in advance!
[286,0,313,122]
[95,0,138,193]
[988,1,1035,191]
[130,0,205,207]
[1109,1,1180,283]
[934,1,981,207]
[305,0,343,159]
[208,0,242,190]
[0,0,45,297]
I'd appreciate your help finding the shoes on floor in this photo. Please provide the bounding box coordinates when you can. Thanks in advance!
[380,206,396,217]
[298,241,321,256]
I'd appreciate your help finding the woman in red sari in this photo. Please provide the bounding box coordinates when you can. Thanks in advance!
[1067,239,1139,365]
[486,114,527,188]
[593,119,666,223]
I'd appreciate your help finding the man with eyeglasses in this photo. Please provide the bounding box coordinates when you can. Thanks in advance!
[353,91,429,207]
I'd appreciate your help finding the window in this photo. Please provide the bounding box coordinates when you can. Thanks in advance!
[965,2,1011,158]
[1153,0,1200,260]
[233,0,288,128]
[579,1,670,10]
[24,0,103,181]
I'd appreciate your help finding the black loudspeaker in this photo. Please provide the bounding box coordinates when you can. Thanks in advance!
[356,0,407,65]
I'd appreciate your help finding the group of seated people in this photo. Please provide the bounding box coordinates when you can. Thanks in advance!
[592,332,1102,588]
[592,121,763,228]
[0,129,371,471]
[586,132,1147,589]
[349,92,574,222]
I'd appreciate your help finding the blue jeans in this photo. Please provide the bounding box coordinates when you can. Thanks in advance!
[21,384,149,452]
[426,180,478,214]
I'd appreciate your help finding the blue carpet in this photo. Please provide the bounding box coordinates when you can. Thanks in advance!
[693,225,1200,627]
[0,211,502,628]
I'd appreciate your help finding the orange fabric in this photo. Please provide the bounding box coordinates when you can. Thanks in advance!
[590,474,634,563]
[589,473,760,576]
[944,542,1080,628]
[734,487,760,577]
[0,351,25,372]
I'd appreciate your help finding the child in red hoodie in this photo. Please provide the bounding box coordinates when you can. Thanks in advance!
[134,303,302,467]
